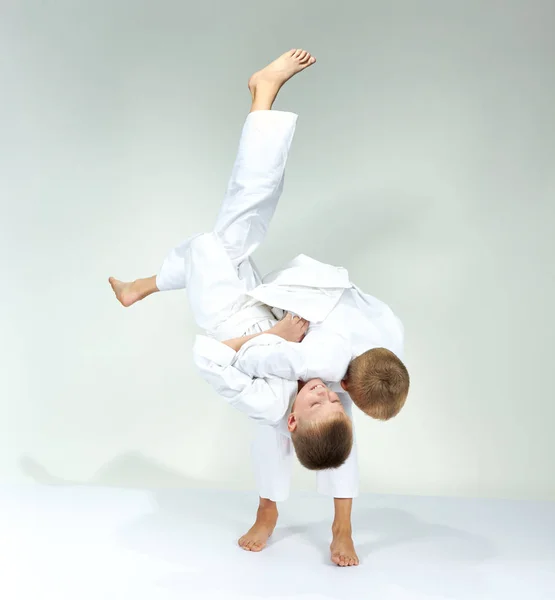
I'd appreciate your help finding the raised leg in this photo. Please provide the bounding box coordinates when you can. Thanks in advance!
[110,50,316,306]
[212,49,316,269]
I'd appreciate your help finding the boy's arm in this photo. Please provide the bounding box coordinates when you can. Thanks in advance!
[232,329,352,383]
[221,312,308,352]
[221,332,265,352]
[193,335,295,424]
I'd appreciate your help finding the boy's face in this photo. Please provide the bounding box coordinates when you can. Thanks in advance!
[287,378,346,432]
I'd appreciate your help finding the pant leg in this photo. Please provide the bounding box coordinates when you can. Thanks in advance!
[213,110,297,269]
[316,395,360,498]
[156,110,298,292]
[251,424,293,503]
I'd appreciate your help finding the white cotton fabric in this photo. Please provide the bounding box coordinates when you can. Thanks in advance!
[156,110,358,501]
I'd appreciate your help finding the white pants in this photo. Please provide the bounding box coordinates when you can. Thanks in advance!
[157,110,358,502]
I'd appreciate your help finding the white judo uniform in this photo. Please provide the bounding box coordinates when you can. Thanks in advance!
[234,261,405,390]
[156,110,359,502]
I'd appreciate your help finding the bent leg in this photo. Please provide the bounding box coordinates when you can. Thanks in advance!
[110,51,315,314]
[238,424,292,552]
[238,497,279,552]
[251,424,293,503]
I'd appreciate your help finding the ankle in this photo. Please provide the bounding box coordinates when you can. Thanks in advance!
[136,276,158,296]
[249,84,280,112]
[332,522,352,537]
[258,499,278,513]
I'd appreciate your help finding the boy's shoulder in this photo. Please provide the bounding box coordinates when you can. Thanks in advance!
[261,253,351,289]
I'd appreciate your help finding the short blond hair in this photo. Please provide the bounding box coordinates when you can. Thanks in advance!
[291,414,353,470]
[346,348,409,420]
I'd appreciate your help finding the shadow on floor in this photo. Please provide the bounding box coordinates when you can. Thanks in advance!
[20,453,497,599]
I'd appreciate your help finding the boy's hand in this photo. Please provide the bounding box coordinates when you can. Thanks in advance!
[269,313,309,343]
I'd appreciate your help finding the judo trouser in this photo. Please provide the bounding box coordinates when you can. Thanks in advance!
[156,110,358,502]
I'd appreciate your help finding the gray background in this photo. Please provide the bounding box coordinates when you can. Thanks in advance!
[1,0,554,500]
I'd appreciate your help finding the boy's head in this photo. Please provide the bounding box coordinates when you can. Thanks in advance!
[287,379,353,470]
[342,348,409,420]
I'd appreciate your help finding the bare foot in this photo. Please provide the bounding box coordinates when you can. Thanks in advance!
[108,277,155,307]
[238,504,278,552]
[248,49,316,96]
[330,531,359,567]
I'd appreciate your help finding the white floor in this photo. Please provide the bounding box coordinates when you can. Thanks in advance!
[1,485,554,600]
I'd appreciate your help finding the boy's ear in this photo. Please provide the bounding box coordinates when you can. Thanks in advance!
[340,380,348,391]
[287,413,297,432]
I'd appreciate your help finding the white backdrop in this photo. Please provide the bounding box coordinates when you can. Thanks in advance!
[1,0,554,500]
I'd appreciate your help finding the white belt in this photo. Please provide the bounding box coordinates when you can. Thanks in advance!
[210,303,276,341]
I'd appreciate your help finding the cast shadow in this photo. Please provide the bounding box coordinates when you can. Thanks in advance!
[20,454,495,564]
[19,452,255,533]
[20,454,496,599]
[20,452,208,489]
[150,506,495,600]
[273,506,496,565]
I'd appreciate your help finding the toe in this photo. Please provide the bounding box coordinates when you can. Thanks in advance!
[331,553,341,566]
[294,49,303,59]
[298,50,308,61]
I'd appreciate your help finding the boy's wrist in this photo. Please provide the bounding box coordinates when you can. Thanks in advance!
[222,332,263,352]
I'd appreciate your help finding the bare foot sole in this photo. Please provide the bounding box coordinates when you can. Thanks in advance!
[330,532,359,567]
[248,49,316,95]
[108,277,143,308]
[238,507,278,552]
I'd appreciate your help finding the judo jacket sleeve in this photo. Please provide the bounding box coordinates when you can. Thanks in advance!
[192,335,294,425]
[232,330,352,383]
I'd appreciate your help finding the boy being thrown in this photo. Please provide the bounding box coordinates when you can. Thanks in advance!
[110,50,363,566]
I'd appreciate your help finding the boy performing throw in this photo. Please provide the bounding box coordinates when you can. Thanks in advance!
[110,50,362,566]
